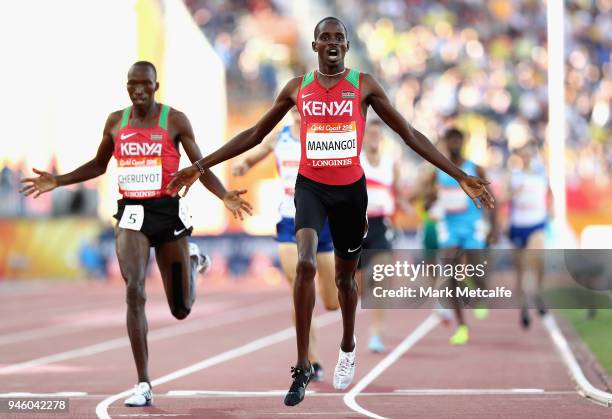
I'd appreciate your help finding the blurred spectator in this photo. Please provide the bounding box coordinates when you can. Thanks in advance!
[333,0,610,183]
[185,0,301,105]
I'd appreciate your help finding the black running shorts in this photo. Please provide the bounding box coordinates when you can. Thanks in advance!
[359,216,393,269]
[113,196,193,247]
[362,216,393,251]
[294,174,368,260]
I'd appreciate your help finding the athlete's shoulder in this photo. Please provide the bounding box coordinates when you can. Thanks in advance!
[359,72,384,97]
[167,106,186,121]
[167,107,191,125]
[105,109,124,131]
[277,77,302,102]
[359,72,376,85]
[108,109,124,121]
[283,76,302,89]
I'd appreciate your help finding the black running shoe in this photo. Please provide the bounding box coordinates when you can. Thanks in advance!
[520,306,530,329]
[312,362,324,382]
[284,365,314,406]
[535,296,548,316]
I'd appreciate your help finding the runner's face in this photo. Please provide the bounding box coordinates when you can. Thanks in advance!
[444,135,463,158]
[517,145,532,165]
[127,66,158,108]
[312,21,349,65]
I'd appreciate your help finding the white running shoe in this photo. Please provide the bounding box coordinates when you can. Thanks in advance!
[124,382,153,407]
[333,336,356,390]
[434,306,453,326]
[188,243,211,275]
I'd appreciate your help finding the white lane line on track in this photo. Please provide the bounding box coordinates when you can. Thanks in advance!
[273,413,356,416]
[0,324,79,346]
[113,415,192,417]
[0,298,130,345]
[542,314,612,407]
[394,388,546,395]
[0,297,289,375]
[0,299,121,335]
[343,313,440,419]
[165,389,574,398]
[167,390,315,397]
[95,310,342,419]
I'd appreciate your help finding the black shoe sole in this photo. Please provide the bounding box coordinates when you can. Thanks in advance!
[284,367,314,406]
[284,390,305,406]
[520,308,530,329]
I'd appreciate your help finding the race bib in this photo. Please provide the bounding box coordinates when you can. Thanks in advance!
[178,198,192,229]
[117,157,162,192]
[118,205,144,231]
[305,122,357,166]
[439,187,468,213]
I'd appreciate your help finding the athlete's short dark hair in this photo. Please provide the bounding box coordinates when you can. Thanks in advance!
[130,61,157,80]
[314,17,348,40]
[444,127,464,140]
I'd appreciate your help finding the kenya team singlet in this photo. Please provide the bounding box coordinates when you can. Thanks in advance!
[296,69,365,185]
[113,104,179,199]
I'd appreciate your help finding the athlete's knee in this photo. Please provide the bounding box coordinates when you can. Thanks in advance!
[323,298,340,311]
[296,258,317,281]
[335,271,357,292]
[170,306,191,320]
[126,283,146,308]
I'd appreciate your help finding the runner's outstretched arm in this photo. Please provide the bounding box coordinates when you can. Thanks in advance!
[166,78,300,196]
[362,74,494,209]
[172,110,253,220]
[476,164,499,245]
[232,132,278,176]
[19,112,118,198]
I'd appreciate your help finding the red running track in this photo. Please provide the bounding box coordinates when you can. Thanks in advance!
[0,279,608,418]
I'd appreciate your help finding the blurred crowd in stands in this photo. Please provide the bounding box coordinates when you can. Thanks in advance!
[356,0,610,184]
[185,0,611,185]
[0,159,98,217]
[2,0,610,218]
[184,0,301,104]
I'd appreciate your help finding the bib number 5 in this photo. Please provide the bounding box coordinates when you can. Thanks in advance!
[119,205,144,231]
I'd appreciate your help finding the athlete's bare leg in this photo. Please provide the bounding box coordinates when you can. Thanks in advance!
[442,246,465,326]
[335,255,359,352]
[155,237,195,319]
[527,231,546,294]
[316,251,339,311]
[116,227,151,385]
[279,243,320,364]
[370,309,385,337]
[515,248,526,305]
[294,228,318,369]
[466,250,489,306]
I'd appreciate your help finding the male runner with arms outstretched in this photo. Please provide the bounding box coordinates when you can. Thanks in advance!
[167,18,493,406]
[20,61,252,407]
[232,107,339,380]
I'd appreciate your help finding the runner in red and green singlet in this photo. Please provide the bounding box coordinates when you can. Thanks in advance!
[167,17,494,406]
[20,61,252,407]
